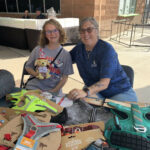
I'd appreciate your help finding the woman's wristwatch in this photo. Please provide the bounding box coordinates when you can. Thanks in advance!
[83,87,90,97]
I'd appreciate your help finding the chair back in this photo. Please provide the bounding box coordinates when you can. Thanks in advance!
[121,65,134,87]
[20,61,29,88]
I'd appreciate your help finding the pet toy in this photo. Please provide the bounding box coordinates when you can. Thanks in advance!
[14,113,61,150]
[35,58,50,79]
[105,102,150,150]
[7,89,57,113]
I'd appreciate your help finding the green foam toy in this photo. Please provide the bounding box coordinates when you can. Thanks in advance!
[104,102,150,150]
[7,89,27,103]
[8,90,57,114]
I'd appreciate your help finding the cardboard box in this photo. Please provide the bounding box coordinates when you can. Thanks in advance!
[37,131,61,150]
[0,107,51,122]
[83,97,150,108]
[83,97,103,106]
[60,121,105,150]
[104,99,149,108]
[0,114,8,128]
[0,115,22,147]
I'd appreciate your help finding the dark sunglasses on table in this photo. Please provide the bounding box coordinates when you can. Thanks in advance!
[79,27,97,34]
[45,29,59,34]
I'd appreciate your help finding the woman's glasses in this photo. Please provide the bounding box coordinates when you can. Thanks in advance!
[45,29,59,34]
[79,27,96,34]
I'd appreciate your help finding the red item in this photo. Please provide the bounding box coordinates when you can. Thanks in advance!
[0,146,9,150]
[21,113,27,117]
[58,96,65,105]
[62,125,100,136]
[4,134,11,141]
[25,130,36,138]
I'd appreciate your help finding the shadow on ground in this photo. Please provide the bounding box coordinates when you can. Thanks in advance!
[135,86,150,103]
[0,45,30,59]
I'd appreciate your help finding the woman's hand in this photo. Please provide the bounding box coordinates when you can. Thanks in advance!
[67,88,87,100]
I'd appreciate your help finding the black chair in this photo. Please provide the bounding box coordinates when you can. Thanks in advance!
[20,61,29,88]
[121,65,134,87]
[20,61,134,88]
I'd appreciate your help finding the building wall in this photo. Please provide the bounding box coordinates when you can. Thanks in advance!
[60,0,145,38]
[93,0,145,38]
[60,0,94,18]
[93,0,120,38]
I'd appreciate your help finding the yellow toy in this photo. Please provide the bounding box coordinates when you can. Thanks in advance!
[35,58,51,79]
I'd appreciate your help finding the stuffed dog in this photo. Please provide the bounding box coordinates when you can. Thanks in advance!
[35,58,51,79]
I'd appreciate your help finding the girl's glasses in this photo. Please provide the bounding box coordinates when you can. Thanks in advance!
[79,27,96,34]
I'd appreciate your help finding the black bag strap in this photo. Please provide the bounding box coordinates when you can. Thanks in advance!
[50,47,63,65]
[24,47,63,88]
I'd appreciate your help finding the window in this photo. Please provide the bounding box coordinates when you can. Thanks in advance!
[7,0,17,12]
[18,0,30,12]
[130,0,137,13]
[0,0,60,14]
[30,0,44,13]
[45,0,60,13]
[0,0,6,12]
[118,0,137,15]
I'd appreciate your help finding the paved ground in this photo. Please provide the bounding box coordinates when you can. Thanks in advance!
[1,33,150,103]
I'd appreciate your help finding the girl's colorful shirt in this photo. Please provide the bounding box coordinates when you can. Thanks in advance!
[25,46,73,91]
[39,48,62,78]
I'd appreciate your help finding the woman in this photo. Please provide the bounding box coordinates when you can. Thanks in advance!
[68,17,137,102]
[25,19,73,94]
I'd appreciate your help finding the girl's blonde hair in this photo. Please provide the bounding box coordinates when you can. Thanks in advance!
[39,19,67,47]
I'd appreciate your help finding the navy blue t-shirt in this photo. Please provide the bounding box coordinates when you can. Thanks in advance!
[70,39,131,98]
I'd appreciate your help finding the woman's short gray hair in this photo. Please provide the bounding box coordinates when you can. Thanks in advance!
[79,17,100,38]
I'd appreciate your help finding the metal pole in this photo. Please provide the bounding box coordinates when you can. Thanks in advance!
[5,0,8,13]
[148,0,150,24]
[132,24,136,46]
[116,21,119,41]
[43,0,46,13]
[123,20,126,35]
[145,0,149,23]
[119,22,122,43]
[141,24,145,37]
[16,0,19,13]
[126,21,130,36]
[129,24,134,47]
[29,0,31,13]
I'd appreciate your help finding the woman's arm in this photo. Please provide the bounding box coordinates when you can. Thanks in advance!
[49,75,68,93]
[68,78,110,100]
[88,78,110,95]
